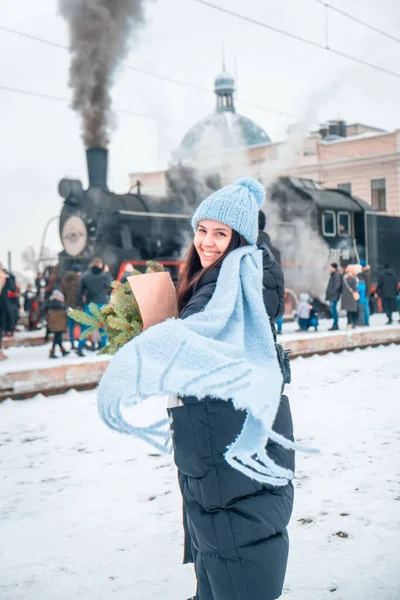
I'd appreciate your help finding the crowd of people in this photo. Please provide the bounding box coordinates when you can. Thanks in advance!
[275,260,399,335]
[48,257,112,358]
[323,260,398,331]
[0,257,113,360]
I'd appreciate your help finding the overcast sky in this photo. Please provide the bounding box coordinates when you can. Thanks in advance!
[1,0,400,277]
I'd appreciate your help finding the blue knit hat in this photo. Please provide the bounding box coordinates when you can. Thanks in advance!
[191,177,265,245]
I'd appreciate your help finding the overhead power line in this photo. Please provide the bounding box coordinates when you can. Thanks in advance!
[0,84,66,103]
[0,84,192,126]
[190,0,400,80]
[192,0,324,50]
[0,25,295,119]
[0,25,66,49]
[315,0,400,45]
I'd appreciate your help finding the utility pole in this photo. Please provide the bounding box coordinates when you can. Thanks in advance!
[38,216,59,272]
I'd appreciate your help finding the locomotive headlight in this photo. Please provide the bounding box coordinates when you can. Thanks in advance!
[58,178,83,199]
[61,215,88,256]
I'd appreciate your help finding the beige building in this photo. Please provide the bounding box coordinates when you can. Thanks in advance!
[129,70,400,216]
[247,123,400,216]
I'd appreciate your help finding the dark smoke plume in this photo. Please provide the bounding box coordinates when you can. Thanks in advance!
[59,0,150,147]
[165,164,221,212]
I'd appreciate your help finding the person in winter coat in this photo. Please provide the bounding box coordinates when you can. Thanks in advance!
[325,262,342,330]
[3,271,18,334]
[341,264,360,329]
[120,262,135,284]
[23,284,37,331]
[257,209,282,265]
[23,284,35,313]
[308,299,319,332]
[76,257,110,356]
[357,272,368,327]
[377,264,399,324]
[256,212,285,333]
[0,262,9,360]
[61,263,81,347]
[46,290,69,359]
[360,261,371,325]
[174,182,294,600]
[296,292,312,331]
[97,178,297,600]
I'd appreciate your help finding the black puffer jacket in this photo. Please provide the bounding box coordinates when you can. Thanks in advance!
[170,260,294,600]
[325,270,342,302]
[377,267,398,299]
[257,230,282,266]
[78,267,111,306]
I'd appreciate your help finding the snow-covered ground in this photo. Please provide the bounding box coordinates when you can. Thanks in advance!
[1,312,397,375]
[1,345,400,600]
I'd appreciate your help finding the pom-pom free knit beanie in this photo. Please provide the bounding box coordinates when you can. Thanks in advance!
[191,177,265,245]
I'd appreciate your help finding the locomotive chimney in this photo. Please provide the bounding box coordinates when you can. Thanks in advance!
[86,147,108,188]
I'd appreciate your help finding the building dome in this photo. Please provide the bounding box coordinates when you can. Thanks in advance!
[177,68,271,161]
[214,70,235,93]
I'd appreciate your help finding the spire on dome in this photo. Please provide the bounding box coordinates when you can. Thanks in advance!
[214,63,236,113]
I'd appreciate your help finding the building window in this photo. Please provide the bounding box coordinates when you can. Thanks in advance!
[338,212,351,236]
[322,210,336,237]
[338,182,352,194]
[371,178,386,211]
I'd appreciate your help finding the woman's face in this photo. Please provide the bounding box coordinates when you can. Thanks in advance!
[194,219,233,268]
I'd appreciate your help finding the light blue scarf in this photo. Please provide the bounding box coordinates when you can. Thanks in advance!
[98,245,315,486]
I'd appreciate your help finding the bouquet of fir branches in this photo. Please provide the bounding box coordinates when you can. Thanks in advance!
[69,261,174,355]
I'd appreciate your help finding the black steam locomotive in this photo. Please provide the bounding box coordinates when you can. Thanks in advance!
[58,147,193,279]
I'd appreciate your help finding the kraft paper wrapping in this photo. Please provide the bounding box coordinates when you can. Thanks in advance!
[127,271,178,331]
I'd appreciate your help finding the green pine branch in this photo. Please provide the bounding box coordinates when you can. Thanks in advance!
[68,260,165,355]
[80,325,100,340]
[146,260,164,273]
[107,315,129,332]
[88,302,103,323]
[68,308,99,328]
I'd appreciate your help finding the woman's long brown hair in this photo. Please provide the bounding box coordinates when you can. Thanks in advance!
[176,229,248,313]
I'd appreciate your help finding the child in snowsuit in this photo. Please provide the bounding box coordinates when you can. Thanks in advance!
[46,290,69,359]
[308,299,319,332]
[296,292,312,331]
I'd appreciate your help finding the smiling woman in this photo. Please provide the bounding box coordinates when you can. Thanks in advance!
[168,178,293,600]
[97,177,293,600]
